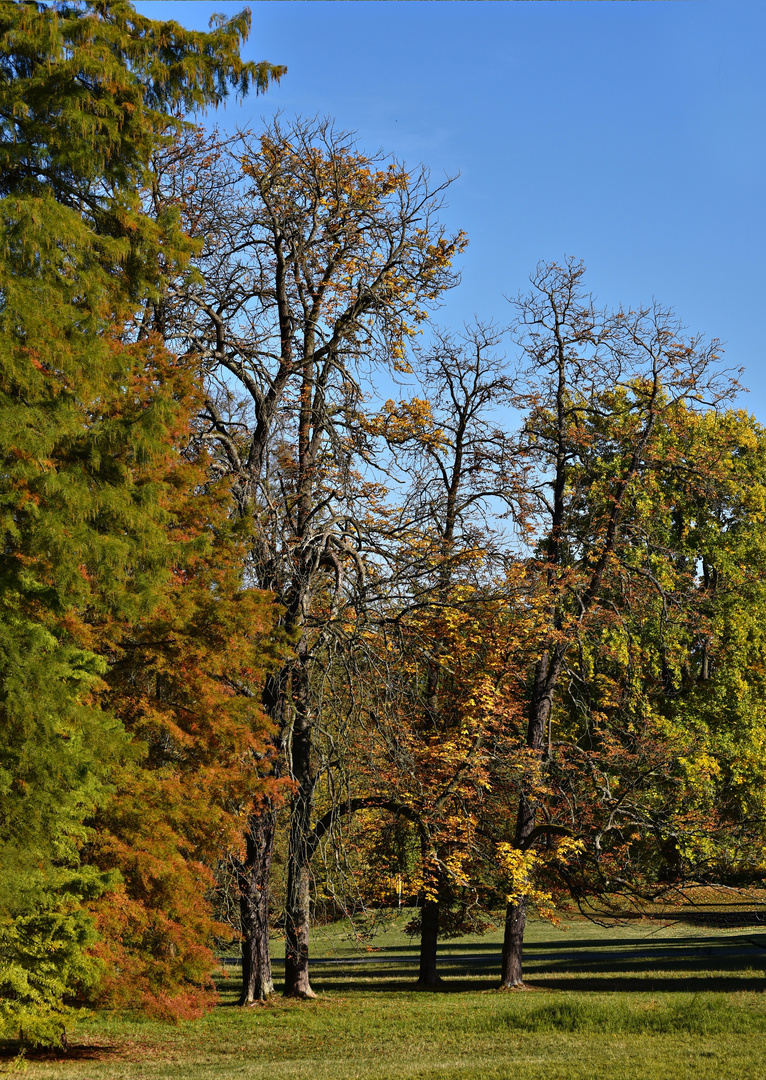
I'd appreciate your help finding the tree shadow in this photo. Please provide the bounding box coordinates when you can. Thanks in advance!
[310,970,766,995]
[528,973,766,993]
[0,1042,121,1062]
[303,931,766,995]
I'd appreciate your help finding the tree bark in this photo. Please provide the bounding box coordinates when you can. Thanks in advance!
[283,656,316,998]
[283,848,314,997]
[237,810,276,1003]
[416,897,441,988]
[500,897,527,988]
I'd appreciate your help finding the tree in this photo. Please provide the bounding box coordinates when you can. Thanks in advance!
[86,400,286,1021]
[91,573,284,1020]
[345,325,527,987]
[498,259,740,987]
[0,616,120,1046]
[0,0,282,1042]
[154,116,465,998]
[611,408,766,887]
[347,585,531,987]
[688,415,766,879]
[501,406,766,932]
[0,332,199,1044]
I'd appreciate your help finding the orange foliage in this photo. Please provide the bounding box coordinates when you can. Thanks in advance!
[78,341,288,1018]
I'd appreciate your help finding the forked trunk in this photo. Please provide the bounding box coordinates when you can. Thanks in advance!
[237,810,276,1003]
[416,897,441,988]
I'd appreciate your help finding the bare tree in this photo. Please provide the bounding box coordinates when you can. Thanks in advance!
[152,116,464,998]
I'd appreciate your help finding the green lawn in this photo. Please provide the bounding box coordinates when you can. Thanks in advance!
[6,913,766,1080]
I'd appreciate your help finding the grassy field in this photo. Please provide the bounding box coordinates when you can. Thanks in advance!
[5,909,766,1080]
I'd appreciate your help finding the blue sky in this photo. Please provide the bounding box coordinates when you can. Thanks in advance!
[136,1,766,417]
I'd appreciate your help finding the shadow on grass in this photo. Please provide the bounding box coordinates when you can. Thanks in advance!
[308,971,766,995]
[218,931,766,1000]
[577,909,766,928]
[311,976,502,993]
[301,932,766,995]
[528,974,766,993]
[0,1041,121,1062]
[352,933,766,956]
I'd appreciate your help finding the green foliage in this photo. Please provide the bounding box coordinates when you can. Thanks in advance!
[0,0,283,613]
[0,0,283,294]
[0,868,107,1048]
[660,411,766,875]
[0,615,120,877]
[0,614,121,1045]
[535,404,766,896]
[0,0,282,1045]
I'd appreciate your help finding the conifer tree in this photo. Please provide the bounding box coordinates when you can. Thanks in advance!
[89,419,286,1021]
[0,0,282,1044]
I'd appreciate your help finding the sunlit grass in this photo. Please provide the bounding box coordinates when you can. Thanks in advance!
[7,911,766,1080]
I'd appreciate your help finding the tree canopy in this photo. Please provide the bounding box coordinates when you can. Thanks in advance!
[2,0,766,1049]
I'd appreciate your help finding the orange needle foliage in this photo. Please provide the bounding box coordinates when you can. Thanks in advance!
[77,346,289,1021]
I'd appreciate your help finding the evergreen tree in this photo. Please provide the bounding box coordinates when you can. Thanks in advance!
[0,0,282,1044]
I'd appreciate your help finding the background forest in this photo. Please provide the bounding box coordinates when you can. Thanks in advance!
[2,0,766,1048]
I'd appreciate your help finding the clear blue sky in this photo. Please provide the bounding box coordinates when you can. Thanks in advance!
[136,1,766,417]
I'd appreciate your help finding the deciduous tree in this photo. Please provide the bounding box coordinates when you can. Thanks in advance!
[306,326,534,986]
[153,116,465,998]
[363,326,524,986]
[498,259,740,987]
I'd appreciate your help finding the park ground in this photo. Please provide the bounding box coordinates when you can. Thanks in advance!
[5,896,766,1080]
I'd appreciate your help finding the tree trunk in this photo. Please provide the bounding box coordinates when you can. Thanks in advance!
[500,897,527,988]
[416,897,441,988]
[237,809,276,1004]
[500,647,565,987]
[283,658,316,998]
[283,847,314,997]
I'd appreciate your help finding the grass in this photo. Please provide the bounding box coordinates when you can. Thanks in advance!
[5,911,766,1080]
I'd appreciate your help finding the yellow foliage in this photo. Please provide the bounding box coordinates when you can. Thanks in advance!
[496,837,584,923]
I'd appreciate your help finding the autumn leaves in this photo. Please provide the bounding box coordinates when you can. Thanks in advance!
[3,0,766,1046]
